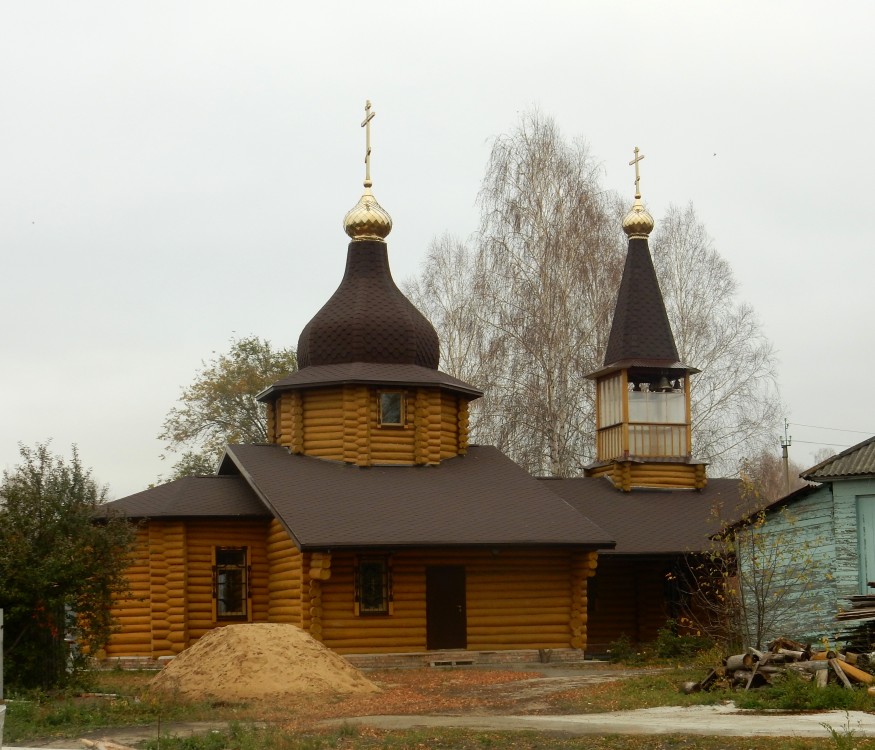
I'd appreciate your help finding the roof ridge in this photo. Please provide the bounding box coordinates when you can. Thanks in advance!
[802,434,875,479]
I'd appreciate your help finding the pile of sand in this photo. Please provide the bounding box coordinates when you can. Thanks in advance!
[148,623,380,701]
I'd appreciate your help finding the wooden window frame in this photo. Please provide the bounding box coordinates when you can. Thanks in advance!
[378,391,405,427]
[354,556,393,616]
[212,546,252,622]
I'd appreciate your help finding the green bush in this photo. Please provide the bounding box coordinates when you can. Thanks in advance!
[654,620,714,661]
[735,672,872,712]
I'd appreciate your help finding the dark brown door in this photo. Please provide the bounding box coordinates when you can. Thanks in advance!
[426,565,467,649]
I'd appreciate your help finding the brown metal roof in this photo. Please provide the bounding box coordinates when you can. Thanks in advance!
[221,444,614,551]
[602,237,682,368]
[258,362,482,401]
[803,435,875,480]
[98,475,271,520]
[544,476,744,555]
[296,240,440,370]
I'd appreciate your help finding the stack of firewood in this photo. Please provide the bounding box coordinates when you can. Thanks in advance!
[837,593,875,621]
[683,637,875,693]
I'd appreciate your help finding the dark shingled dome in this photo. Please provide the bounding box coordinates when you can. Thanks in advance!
[297,240,439,370]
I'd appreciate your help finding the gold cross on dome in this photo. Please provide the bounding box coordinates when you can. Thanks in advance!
[361,100,376,187]
[629,146,645,198]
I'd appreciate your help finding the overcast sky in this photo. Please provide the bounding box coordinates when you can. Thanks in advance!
[2,2,872,499]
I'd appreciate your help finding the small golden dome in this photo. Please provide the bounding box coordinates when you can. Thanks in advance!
[343,184,393,241]
[622,197,654,238]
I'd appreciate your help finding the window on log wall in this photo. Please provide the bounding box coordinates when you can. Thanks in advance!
[379,392,404,426]
[355,556,392,615]
[213,546,251,620]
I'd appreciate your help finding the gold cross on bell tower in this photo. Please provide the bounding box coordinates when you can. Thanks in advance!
[361,100,376,188]
[629,146,645,199]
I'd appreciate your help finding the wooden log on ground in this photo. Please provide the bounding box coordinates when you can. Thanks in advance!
[830,659,854,689]
[725,653,755,671]
[836,659,874,684]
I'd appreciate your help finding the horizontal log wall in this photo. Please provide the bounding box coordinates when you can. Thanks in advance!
[629,462,700,490]
[584,461,706,491]
[104,527,152,657]
[274,385,467,465]
[343,385,370,466]
[106,519,274,658]
[302,387,346,459]
[319,548,596,654]
[457,398,470,455]
[147,522,187,656]
[267,519,303,625]
[440,393,459,459]
[184,520,272,643]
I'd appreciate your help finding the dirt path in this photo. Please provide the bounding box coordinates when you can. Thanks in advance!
[12,665,875,745]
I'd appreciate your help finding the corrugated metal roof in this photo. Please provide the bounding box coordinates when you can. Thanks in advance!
[803,435,875,480]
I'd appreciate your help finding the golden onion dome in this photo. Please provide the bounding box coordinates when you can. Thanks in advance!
[343,100,393,242]
[342,182,393,241]
[622,197,655,239]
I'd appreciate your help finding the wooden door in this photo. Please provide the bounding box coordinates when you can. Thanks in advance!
[426,565,467,650]
[857,496,875,594]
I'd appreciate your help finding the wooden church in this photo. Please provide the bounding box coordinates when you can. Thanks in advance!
[100,105,612,660]
[101,114,742,660]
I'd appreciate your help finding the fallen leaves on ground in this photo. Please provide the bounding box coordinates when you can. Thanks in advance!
[273,668,544,730]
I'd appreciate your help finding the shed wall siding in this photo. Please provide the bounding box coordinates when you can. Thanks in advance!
[833,479,875,601]
[737,485,837,645]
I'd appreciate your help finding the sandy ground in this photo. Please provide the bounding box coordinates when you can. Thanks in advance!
[149,624,378,701]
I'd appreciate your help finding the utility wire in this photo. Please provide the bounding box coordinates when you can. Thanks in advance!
[793,439,852,448]
[789,422,873,435]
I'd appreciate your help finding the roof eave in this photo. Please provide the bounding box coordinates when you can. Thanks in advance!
[257,374,483,402]
[585,360,701,380]
[294,539,616,552]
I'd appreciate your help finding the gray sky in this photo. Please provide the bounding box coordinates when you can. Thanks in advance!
[2,2,872,499]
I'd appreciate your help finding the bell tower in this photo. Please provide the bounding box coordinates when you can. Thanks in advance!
[585,148,706,491]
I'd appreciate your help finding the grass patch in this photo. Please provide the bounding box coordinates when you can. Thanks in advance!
[142,723,864,750]
[734,672,874,712]
[3,671,224,744]
[549,667,875,715]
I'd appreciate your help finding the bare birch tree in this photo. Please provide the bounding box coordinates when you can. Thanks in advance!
[473,112,626,476]
[407,110,781,477]
[650,203,782,475]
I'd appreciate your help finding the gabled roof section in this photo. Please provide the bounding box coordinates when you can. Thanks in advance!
[602,237,680,368]
[258,362,482,401]
[97,475,271,520]
[544,476,744,555]
[221,443,614,551]
[803,435,875,481]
